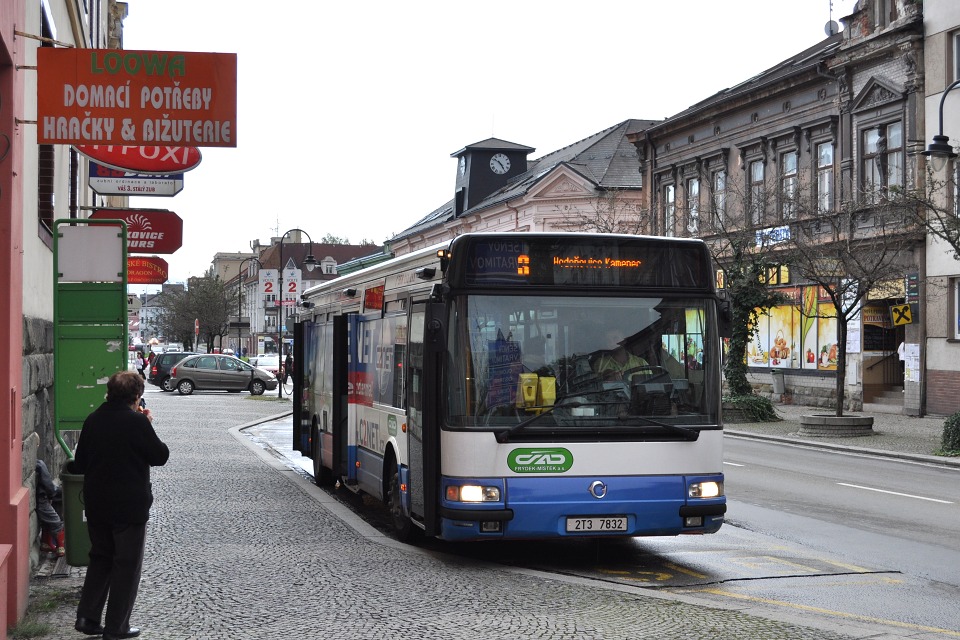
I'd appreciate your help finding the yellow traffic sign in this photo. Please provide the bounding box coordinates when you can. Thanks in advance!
[891,304,913,326]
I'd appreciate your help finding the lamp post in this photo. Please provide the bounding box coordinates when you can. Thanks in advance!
[922,78,960,172]
[237,256,262,361]
[278,228,318,398]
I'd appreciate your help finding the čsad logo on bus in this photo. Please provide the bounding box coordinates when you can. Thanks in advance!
[507,448,574,473]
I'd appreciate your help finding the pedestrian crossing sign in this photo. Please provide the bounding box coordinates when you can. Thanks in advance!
[891,304,913,326]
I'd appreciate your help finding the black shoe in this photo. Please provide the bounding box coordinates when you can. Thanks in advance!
[103,628,140,640]
[75,617,105,635]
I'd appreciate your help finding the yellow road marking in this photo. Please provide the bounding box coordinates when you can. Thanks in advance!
[663,562,708,579]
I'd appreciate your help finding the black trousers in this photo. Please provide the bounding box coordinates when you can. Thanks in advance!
[76,520,147,634]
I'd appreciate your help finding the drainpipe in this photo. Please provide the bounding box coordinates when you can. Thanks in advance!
[646,130,658,234]
[69,146,78,218]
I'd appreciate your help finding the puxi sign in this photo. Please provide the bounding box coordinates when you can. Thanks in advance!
[89,209,183,254]
[76,145,202,174]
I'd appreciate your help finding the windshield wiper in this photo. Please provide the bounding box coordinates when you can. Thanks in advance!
[623,415,699,441]
[493,388,701,443]
[493,389,617,443]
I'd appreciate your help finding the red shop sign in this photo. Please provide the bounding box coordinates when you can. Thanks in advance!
[127,256,168,285]
[90,209,183,254]
[75,145,202,174]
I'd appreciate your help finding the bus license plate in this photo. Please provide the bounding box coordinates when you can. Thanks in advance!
[566,516,628,533]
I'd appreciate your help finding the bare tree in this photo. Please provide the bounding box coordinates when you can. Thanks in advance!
[780,191,923,416]
[553,188,649,235]
[889,170,960,259]
[156,268,237,352]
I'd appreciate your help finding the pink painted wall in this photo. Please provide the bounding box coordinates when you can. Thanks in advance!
[0,1,30,634]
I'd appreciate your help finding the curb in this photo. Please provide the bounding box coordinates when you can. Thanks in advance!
[725,427,960,468]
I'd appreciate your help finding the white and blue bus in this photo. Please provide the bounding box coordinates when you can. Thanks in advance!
[292,233,729,541]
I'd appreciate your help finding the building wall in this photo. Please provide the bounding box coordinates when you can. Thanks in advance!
[923,0,960,416]
[628,3,926,414]
[1,0,31,628]
[0,1,124,630]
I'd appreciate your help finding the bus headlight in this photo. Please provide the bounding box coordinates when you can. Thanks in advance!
[446,485,501,502]
[688,481,723,498]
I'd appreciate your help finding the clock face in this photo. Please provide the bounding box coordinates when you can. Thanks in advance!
[490,153,511,174]
[458,156,466,177]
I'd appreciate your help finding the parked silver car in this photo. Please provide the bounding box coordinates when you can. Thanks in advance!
[168,354,278,396]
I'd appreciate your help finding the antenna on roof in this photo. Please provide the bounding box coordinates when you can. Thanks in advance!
[825,0,840,35]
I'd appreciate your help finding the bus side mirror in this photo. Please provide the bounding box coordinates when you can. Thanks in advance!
[718,299,733,339]
[425,303,446,349]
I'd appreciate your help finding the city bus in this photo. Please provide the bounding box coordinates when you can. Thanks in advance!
[292,233,729,542]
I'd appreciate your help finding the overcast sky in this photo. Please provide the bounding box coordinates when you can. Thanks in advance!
[121,0,857,292]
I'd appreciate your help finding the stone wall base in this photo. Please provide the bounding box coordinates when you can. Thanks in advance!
[725,373,863,412]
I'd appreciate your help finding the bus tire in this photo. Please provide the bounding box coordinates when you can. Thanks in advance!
[388,462,414,542]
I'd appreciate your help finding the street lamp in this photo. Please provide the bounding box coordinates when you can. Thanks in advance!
[278,228,318,398]
[237,256,262,360]
[922,78,960,173]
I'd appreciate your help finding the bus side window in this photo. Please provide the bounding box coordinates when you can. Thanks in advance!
[391,313,407,409]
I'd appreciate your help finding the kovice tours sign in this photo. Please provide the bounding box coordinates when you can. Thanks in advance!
[37,48,237,147]
[89,209,183,254]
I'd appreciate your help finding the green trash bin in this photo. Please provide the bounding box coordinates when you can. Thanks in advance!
[60,462,90,567]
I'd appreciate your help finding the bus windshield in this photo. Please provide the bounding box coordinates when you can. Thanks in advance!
[445,294,720,432]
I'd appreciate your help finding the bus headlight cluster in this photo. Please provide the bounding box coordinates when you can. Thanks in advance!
[688,481,723,499]
[446,485,500,502]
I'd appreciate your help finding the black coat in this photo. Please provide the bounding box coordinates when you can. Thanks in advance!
[73,400,170,525]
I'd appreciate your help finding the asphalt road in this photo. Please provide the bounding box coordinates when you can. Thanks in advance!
[246,414,960,636]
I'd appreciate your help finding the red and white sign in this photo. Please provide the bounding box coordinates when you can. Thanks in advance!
[259,269,278,298]
[90,209,183,254]
[127,256,168,285]
[282,268,302,305]
[76,145,202,174]
[37,48,237,147]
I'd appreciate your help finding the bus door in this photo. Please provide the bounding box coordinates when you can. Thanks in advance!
[292,320,307,454]
[332,313,351,483]
[407,301,443,536]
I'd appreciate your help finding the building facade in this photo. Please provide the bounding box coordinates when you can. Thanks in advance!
[229,239,378,356]
[630,0,927,413]
[922,0,960,416]
[1,0,129,631]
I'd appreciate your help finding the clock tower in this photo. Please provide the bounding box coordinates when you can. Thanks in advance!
[451,138,535,216]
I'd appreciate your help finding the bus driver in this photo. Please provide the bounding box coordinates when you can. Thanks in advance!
[594,330,647,381]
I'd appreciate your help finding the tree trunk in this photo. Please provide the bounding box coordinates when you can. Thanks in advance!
[835,317,847,417]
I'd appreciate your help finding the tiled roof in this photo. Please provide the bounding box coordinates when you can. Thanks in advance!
[450,138,536,156]
[656,34,843,127]
[390,119,659,242]
[257,243,379,270]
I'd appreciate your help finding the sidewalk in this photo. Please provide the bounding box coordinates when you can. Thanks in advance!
[15,393,951,639]
[725,403,960,467]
